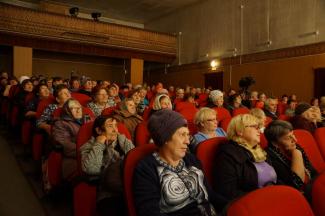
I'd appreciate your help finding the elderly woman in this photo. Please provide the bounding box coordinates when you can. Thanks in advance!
[87,86,110,117]
[133,109,226,215]
[290,103,319,133]
[81,115,134,216]
[190,108,226,152]
[214,114,277,201]
[113,98,142,141]
[249,108,267,132]
[264,120,318,201]
[208,90,224,108]
[148,94,172,117]
[52,98,90,179]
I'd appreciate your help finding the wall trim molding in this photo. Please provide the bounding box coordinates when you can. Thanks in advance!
[0,3,176,62]
[158,41,325,73]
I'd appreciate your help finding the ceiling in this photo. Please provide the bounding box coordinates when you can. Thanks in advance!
[10,0,202,24]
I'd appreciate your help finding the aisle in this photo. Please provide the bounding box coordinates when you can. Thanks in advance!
[0,129,46,216]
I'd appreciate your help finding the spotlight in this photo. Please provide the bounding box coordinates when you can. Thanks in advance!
[210,59,220,70]
[91,12,101,21]
[69,7,79,17]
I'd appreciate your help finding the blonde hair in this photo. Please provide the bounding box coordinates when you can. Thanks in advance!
[227,114,259,145]
[250,108,266,128]
[194,107,217,127]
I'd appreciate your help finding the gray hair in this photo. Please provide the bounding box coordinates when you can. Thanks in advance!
[264,120,293,145]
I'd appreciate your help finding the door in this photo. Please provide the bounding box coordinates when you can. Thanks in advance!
[204,72,223,90]
[314,68,325,98]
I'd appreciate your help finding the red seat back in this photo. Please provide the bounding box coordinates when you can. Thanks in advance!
[260,133,268,149]
[135,121,150,147]
[312,172,325,216]
[278,114,291,121]
[314,127,325,160]
[101,106,117,116]
[213,107,231,122]
[232,107,250,116]
[124,144,157,216]
[227,185,314,216]
[293,129,325,173]
[35,97,56,119]
[71,92,91,107]
[76,121,94,174]
[196,137,228,186]
[219,117,232,132]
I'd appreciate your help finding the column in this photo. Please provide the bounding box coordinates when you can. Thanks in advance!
[13,46,32,79]
[130,58,143,86]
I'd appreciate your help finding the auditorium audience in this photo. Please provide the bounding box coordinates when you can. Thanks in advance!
[133,109,227,215]
[264,120,318,201]
[263,97,278,120]
[191,107,227,152]
[52,99,89,179]
[290,103,319,133]
[37,84,71,134]
[208,90,224,108]
[249,108,267,132]
[87,86,110,117]
[113,98,142,141]
[214,114,277,201]
[285,99,298,117]
[81,115,134,216]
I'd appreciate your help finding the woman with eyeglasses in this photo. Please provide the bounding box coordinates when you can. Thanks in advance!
[52,98,93,180]
[214,114,277,202]
[264,120,318,201]
[87,86,110,117]
[190,107,226,152]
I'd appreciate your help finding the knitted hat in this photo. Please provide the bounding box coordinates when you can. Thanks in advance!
[295,102,312,115]
[148,109,187,147]
[209,90,223,101]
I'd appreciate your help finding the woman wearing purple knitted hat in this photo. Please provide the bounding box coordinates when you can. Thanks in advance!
[133,109,227,216]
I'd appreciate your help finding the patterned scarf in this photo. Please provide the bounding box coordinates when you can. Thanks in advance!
[237,141,267,162]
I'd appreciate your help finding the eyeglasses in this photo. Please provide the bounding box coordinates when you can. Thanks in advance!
[245,124,260,130]
[206,118,217,122]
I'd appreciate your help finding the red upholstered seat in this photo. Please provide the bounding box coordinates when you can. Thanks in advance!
[227,185,314,216]
[232,107,250,116]
[73,182,97,216]
[195,137,228,186]
[260,133,268,149]
[293,129,325,173]
[71,92,91,106]
[278,114,291,121]
[313,127,325,160]
[219,117,232,132]
[277,102,287,115]
[101,106,117,116]
[135,121,150,147]
[312,172,325,216]
[213,107,231,122]
[124,144,157,216]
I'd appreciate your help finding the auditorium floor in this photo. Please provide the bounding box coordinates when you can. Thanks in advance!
[0,125,72,216]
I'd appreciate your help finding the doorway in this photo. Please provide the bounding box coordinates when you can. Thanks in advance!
[314,68,325,98]
[204,72,223,90]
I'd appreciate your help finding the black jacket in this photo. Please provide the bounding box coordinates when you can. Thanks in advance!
[266,144,318,201]
[263,109,278,120]
[213,140,273,201]
[133,153,227,216]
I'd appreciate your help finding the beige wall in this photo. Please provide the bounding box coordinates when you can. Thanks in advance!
[146,0,325,65]
[149,53,325,102]
[32,51,125,84]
